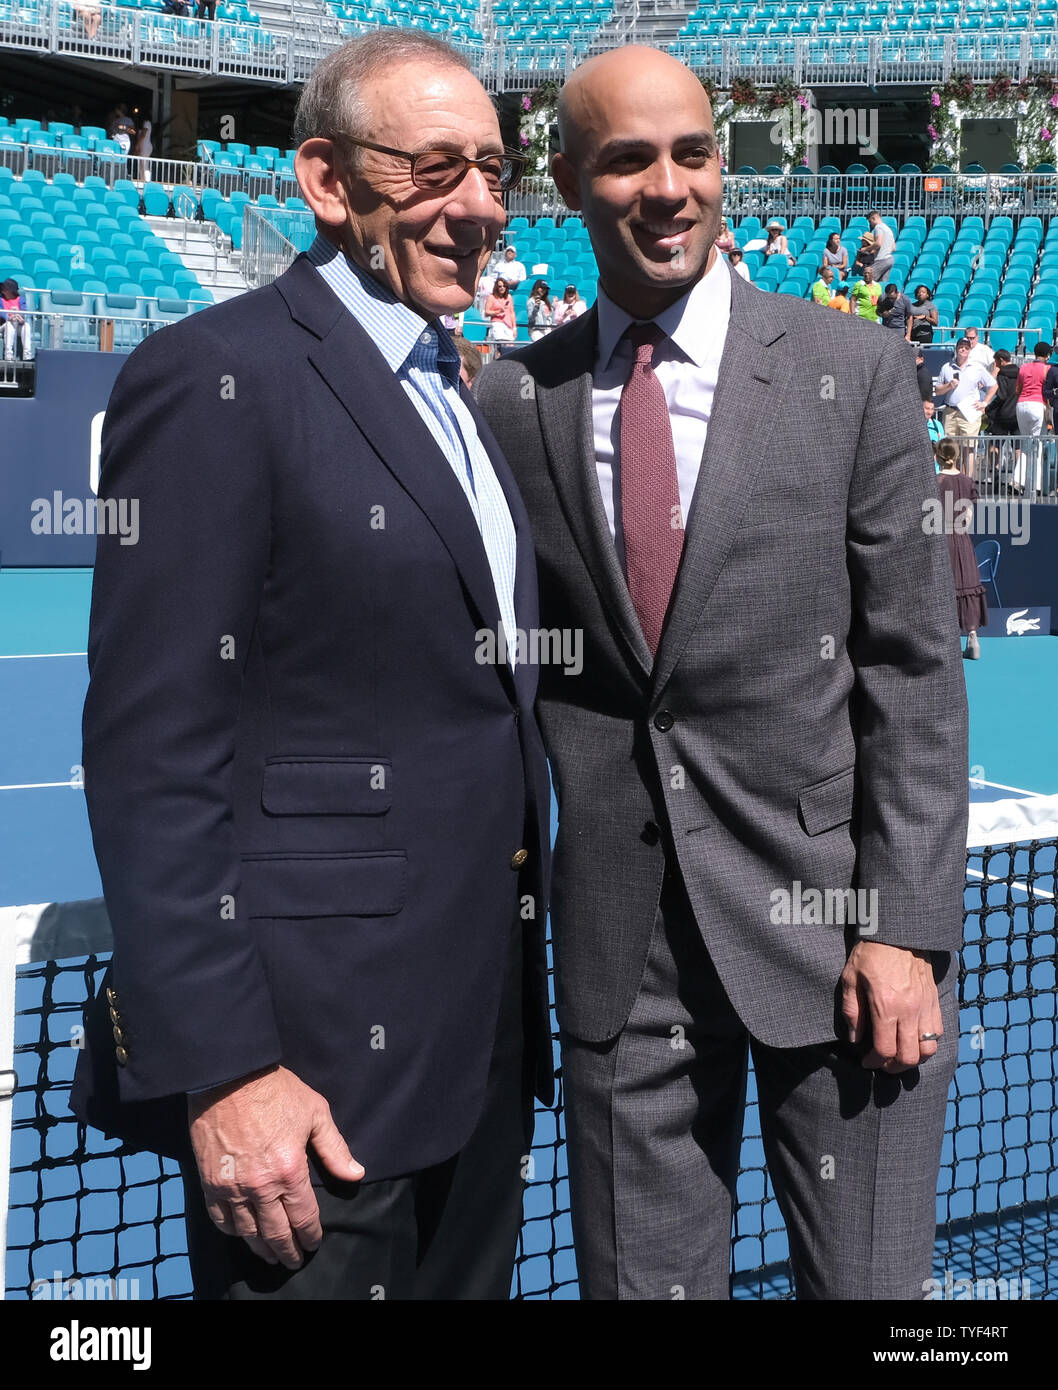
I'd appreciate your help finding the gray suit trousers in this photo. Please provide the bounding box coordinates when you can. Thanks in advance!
[561,867,958,1300]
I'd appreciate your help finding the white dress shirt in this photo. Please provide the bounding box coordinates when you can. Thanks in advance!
[593,251,732,546]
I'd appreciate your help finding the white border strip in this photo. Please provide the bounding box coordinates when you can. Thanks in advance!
[966,794,1058,849]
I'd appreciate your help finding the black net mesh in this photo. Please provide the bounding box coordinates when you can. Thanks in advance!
[6,840,1056,1300]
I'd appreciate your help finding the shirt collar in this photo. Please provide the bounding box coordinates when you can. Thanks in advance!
[595,247,732,372]
[306,232,460,384]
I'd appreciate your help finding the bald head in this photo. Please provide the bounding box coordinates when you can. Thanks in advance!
[557,46,713,167]
[550,46,722,319]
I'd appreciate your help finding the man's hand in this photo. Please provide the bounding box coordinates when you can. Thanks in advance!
[188,1064,364,1269]
[840,941,942,1072]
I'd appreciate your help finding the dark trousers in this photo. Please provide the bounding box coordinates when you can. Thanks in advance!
[181,914,532,1299]
[195,0,216,18]
[562,867,958,1300]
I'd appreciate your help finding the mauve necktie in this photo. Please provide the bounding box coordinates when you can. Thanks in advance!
[618,320,684,657]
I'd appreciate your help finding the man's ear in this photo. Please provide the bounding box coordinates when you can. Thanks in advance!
[551,152,582,212]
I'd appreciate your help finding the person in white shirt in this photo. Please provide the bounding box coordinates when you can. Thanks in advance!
[867,210,895,282]
[499,245,527,288]
[727,247,751,282]
[962,326,995,372]
[935,337,997,437]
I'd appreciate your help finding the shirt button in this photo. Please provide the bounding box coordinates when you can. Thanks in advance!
[420,332,432,344]
[654,710,675,732]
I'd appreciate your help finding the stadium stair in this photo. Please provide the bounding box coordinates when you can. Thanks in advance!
[143,215,249,304]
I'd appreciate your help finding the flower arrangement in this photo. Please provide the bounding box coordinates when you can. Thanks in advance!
[701,76,811,170]
[927,72,1058,169]
[517,79,561,176]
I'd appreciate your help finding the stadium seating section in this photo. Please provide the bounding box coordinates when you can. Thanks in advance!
[677,0,1058,39]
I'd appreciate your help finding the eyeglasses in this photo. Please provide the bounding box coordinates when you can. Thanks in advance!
[340,137,526,193]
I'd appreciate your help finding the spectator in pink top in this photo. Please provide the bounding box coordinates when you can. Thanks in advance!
[483,276,517,343]
[1015,341,1052,439]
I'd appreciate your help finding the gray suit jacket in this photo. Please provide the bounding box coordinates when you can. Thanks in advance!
[475,265,969,1048]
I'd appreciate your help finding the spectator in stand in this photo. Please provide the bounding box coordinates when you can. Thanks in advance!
[552,283,587,327]
[498,244,526,289]
[131,118,153,179]
[907,284,938,343]
[915,345,934,402]
[1014,341,1052,463]
[935,440,987,661]
[923,399,944,448]
[715,217,736,254]
[811,265,835,305]
[852,231,876,279]
[526,279,553,340]
[196,0,218,18]
[850,267,881,322]
[73,0,102,39]
[935,337,997,438]
[763,220,794,265]
[727,246,750,282]
[483,275,517,342]
[879,282,913,335]
[451,334,482,387]
[963,327,994,372]
[984,348,1022,493]
[107,105,136,153]
[829,282,851,313]
[867,210,895,282]
[822,231,848,277]
[0,278,34,362]
[162,0,192,12]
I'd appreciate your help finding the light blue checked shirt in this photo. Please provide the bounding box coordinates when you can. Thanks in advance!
[307,234,519,663]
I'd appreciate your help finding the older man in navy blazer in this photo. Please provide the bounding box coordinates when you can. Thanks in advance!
[71,32,552,1299]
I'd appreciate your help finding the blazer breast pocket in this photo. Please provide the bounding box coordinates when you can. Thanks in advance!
[261,757,391,816]
[797,766,856,836]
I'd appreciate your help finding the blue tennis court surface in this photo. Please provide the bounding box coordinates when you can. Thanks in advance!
[3,568,1056,1299]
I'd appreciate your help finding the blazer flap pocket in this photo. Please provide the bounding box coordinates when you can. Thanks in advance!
[798,767,856,836]
[262,758,391,816]
[241,851,406,918]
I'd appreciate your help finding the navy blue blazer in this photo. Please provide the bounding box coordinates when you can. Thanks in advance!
[70,253,553,1179]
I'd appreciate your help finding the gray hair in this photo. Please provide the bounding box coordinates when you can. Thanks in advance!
[292,32,474,165]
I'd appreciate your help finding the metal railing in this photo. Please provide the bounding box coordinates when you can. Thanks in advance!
[241,204,311,287]
[1,305,209,356]
[954,432,1058,502]
[509,172,1058,223]
[2,3,1058,88]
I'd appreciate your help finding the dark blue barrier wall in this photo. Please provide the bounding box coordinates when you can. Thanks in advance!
[0,350,127,567]
[1,350,1057,634]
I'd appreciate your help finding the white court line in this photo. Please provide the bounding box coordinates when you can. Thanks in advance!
[0,781,81,792]
[0,652,87,660]
[971,778,1050,798]
[966,868,1056,900]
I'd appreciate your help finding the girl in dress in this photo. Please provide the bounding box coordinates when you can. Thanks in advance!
[935,440,987,659]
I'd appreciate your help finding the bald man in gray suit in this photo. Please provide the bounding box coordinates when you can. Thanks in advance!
[476,47,968,1300]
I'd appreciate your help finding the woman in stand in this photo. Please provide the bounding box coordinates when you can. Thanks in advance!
[526,280,552,341]
[715,217,736,255]
[935,439,987,660]
[907,283,938,343]
[553,283,587,327]
[484,276,517,343]
[763,220,794,265]
[822,231,848,277]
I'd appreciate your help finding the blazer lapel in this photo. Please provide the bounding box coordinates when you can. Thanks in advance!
[534,308,654,679]
[650,273,789,697]
[276,256,508,667]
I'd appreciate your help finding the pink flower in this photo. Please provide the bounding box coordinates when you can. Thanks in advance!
[1050,92,1058,108]
[519,132,529,145]
[928,124,938,140]
[931,91,941,107]
[796,94,809,109]
[1042,127,1053,141]
[522,95,531,111]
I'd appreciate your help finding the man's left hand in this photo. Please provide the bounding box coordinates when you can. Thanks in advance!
[840,941,942,1071]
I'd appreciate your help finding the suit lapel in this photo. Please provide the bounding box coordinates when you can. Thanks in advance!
[275,256,509,682]
[534,308,654,678]
[651,274,788,697]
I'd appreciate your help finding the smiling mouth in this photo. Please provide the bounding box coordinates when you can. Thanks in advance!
[426,244,481,263]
